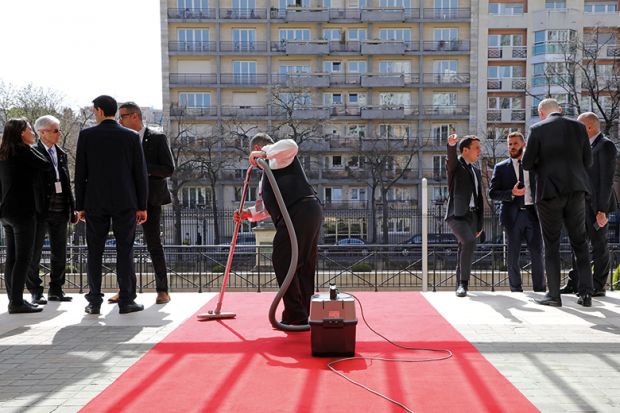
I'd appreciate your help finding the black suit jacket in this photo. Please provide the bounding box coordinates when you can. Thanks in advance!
[522,113,592,202]
[74,119,148,213]
[488,157,538,227]
[142,128,174,206]
[445,143,483,231]
[0,144,51,218]
[33,140,75,214]
[588,133,617,214]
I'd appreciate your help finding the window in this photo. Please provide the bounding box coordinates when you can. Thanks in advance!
[233,28,256,51]
[584,2,617,13]
[177,29,209,50]
[380,0,411,8]
[234,185,257,202]
[279,65,311,74]
[323,61,342,73]
[545,0,566,9]
[433,60,458,82]
[324,93,343,105]
[432,186,449,203]
[379,124,411,139]
[280,92,312,108]
[322,29,341,41]
[232,0,256,17]
[487,65,523,78]
[347,29,367,41]
[488,96,523,109]
[233,61,257,84]
[487,127,520,140]
[382,217,412,234]
[331,155,343,168]
[179,92,211,107]
[347,125,366,138]
[488,3,524,15]
[379,92,410,107]
[432,124,454,145]
[178,0,209,11]
[349,156,364,168]
[182,186,207,208]
[433,155,447,179]
[324,187,343,203]
[379,60,411,74]
[534,30,576,55]
[347,61,367,73]
[350,188,367,201]
[488,34,524,47]
[279,29,311,41]
[347,93,367,105]
[432,92,457,108]
[379,29,412,42]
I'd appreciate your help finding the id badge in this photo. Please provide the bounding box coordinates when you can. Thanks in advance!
[55,181,63,194]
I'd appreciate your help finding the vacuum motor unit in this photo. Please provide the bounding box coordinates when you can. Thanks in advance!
[309,285,357,357]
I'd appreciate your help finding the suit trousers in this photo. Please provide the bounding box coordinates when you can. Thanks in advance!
[85,210,137,306]
[446,211,478,284]
[505,208,546,292]
[537,192,592,298]
[272,198,323,324]
[1,214,36,305]
[567,204,610,291]
[27,211,69,295]
[142,204,168,292]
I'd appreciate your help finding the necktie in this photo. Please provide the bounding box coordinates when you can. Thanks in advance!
[48,147,57,167]
[517,160,525,207]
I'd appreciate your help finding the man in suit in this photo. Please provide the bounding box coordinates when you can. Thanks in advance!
[27,115,78,305]
[74,95,148,315]
[445,134,484,297]
[560,112,617,297]
[489,131,546,292]
[522,98,593,307]
[116,102,175,304]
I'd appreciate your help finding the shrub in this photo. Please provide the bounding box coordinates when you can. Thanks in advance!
[212,264,225,273]
[612,264,620,288]
[351,262,373,272]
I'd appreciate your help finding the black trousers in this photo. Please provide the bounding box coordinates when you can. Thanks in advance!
[85,209,137,306]
[1,214,36,305]
[272,198,323,324]
[142,204,168,292]
[27,211,69,295]
[567,204,610,291]
[537,192,592,298]
[505,208,546,291]
[446,211,478,284]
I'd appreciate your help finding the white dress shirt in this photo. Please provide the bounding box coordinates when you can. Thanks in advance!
[511,157,533,205]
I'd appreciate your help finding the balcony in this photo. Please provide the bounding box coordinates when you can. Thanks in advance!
[329,73,362,86]
[282,7,329,22]
[533,41,576,56]
[272,73,330,87]
[486,109,526,122]
[168,41,216,54]
[361,106,412,119]
[167,8,215,20]
[220,41,268,53]
[422,73,470,86]
[422,168,448,181]
[422,105,469,117]
[271,40,329,54]
[291,107,330,120]
[169,73,217,87]
[329,41,362,53]
[488,46,527,59]
[422,8,471,20]
[361,8,419,21]
[219,74,269,86]
[361,73,406,87]
[328,105,363,117]
[170,105,217,118]
[328,8,362,21]
[487,77,527,91]
[362,41,407,54]
[221,106,268,117]
[422,40,470,52]
[220,8,267,20]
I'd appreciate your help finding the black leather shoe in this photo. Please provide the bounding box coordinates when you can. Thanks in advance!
[535,295,562,307]
[592,289,606,297]
[456,284,468,297]
[8,303,44,314]
[559,284,577,295]
[31,293,47,305]
[119,302,144,314]
[85,303,101,315]
[577,294,592,307]
[48,291,73,301]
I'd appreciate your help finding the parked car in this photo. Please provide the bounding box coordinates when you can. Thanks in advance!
[325,237,369,256]
[396,233,458,270]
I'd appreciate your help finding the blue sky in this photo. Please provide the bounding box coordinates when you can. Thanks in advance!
[0,0,163,109]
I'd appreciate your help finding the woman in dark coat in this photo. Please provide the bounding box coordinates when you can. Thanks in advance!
[0,118,51,313]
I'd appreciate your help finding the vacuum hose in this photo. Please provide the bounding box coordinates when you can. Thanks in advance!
[256,158,310,332]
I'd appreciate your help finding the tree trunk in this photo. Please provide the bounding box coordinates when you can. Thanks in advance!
[369,185,377,243]
[381,187,390,244]
[170,178,183,245]
[210,182,220,245]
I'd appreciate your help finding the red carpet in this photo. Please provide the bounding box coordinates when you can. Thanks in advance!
[81,292,538,413]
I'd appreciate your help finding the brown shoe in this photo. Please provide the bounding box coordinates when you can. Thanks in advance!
[156,291,171,304]
[107,293,120,304]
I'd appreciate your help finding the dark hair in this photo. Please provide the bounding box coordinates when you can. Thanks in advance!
[119,101,143,119]
[249,132,274,150]
[0,117,30,161]
[458,135,480,153]
[507,131,525,142]
[93,95,118,117]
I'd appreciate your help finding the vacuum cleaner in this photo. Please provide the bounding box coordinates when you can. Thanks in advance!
[198,157,357,356]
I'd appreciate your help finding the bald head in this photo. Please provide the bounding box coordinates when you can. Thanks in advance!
[537,98,562,120]
[577,112,601,139]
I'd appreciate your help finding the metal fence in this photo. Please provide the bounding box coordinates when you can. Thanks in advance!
[2,243,619,293]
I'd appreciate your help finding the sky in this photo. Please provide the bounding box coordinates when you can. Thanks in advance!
[0,0,163,109]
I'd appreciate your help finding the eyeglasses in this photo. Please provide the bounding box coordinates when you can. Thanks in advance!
[118,113,135,119]
[42,128,61,134]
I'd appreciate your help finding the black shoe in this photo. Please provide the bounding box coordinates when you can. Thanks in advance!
[511,288,524,292]
[533,288,547,293]
[535,295,562,307]
[559,284,577,295]
[577,294,592,307]
[119,302,144,314]
[31,293,47,305]
[47,291,73,302]
[456,284,468,297]
[592,289,606,297]
[8,303,44,314]
[281,318,309,326]
[85,303,101,314]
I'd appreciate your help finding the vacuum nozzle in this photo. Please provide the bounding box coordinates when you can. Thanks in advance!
[329,283,338,300]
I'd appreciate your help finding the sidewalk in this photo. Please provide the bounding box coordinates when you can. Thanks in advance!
[0,291,619,412]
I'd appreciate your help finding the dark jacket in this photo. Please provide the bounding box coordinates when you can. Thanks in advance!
[74,119,148,213]
[33,140,75,214]
[0,144,51,218]
[142,128,174,206]
[588,133,617,213]
[444,143,484,231]
[488,157,538,227]
[522,113,592,202]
